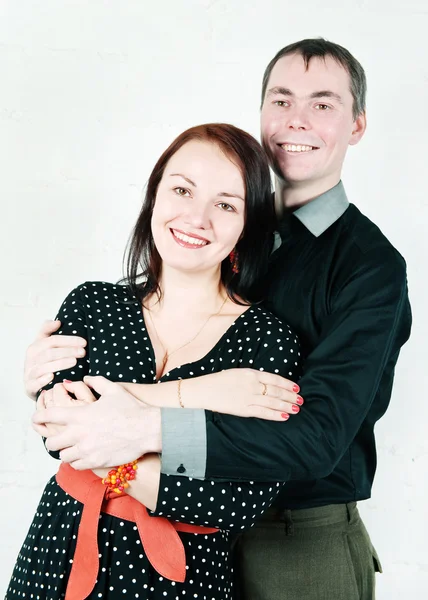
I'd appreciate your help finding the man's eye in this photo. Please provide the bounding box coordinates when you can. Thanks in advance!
[217,202,235,212]
[174,187,190,196]
[315,104,330,111]
[274,100,289,107]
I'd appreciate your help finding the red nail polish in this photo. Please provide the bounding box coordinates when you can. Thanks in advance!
[296,396,304,405]
[63,379,72,383]
[293,384,300,393]
[281,413,289,420]
[292,405,300,413]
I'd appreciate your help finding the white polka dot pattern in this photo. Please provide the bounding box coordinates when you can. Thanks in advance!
[6,281,302,599]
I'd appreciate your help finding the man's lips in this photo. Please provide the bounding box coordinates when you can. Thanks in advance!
[170,228,210,248]
[277,142,320,153]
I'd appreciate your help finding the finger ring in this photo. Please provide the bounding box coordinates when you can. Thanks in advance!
[261,383,268,396]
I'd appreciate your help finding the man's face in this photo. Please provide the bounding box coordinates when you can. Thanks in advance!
[261,53,365,191]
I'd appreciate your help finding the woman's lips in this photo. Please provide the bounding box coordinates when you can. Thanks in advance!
[170,228,210,248]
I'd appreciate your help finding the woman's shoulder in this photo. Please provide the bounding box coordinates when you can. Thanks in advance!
[70,281,135,301]
[237,305,299,344]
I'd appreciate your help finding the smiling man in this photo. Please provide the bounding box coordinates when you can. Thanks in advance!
[261,50,365,207]
[27,39,411,600]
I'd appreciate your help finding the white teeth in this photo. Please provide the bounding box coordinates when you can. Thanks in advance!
[173,230,208,246]
[281,144,314,153]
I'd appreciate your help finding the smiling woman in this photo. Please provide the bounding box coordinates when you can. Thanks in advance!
[126,123,276,306]
[7,123,304,600]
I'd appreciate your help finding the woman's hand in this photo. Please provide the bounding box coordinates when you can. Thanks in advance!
[179,369,303,420]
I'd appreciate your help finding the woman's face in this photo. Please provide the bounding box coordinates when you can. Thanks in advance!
[151,140,246,275]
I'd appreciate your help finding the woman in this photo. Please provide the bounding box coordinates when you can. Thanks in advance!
[7,123,302,599]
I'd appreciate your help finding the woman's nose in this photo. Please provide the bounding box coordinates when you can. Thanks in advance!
[182,201,211,229]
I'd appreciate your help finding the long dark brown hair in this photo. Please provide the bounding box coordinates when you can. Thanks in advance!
[123,123,276,305]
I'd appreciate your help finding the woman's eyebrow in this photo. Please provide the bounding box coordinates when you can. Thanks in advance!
[218,191,245,202]
[170,173,196,186]
[170,173,244,201]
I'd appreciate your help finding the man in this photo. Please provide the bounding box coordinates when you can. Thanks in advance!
[28,39,411,599]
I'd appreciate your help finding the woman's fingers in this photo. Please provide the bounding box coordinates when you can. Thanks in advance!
[36,391,47,410]
[62,380,97,403]
[258,394,302,415]
[258,372,300,393]
[52,383,74,407]
[256,375,303,405]
[246,404,291,421]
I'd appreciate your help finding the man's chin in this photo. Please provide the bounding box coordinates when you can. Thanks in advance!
[273,164,317,187]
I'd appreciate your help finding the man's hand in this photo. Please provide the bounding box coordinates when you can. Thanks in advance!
[35,380,97,437]
[24,320,87,400]
[32,376,162,470]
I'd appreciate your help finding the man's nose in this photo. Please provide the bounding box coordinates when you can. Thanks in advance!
[285,106,311,131]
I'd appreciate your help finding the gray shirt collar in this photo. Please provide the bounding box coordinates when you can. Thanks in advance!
[292,180,349,237]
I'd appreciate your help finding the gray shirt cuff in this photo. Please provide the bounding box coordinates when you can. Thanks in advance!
[160,408,207,479]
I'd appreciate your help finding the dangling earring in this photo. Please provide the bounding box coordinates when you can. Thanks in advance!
[229,249,239,274]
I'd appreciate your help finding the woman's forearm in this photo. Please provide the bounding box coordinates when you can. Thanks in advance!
[120,378,206,409]
[126,453,161,511]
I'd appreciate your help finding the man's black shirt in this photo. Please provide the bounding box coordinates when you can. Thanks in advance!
[205,182,411,508]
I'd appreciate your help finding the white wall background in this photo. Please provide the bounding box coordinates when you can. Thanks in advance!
[1,0,427,597]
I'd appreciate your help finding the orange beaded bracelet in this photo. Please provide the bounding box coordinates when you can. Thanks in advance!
[102,460,138,494]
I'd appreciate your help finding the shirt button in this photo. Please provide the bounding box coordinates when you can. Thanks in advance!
[177,464,186,474]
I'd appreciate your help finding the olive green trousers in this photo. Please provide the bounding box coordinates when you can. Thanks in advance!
[233,502,382,600]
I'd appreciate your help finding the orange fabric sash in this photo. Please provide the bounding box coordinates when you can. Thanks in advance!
[55,463,218,600]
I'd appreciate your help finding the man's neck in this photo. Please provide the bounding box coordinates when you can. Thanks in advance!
[275,175,341,213]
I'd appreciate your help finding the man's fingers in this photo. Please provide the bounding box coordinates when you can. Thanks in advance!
[35,320,62,340]
[45,432,75,453]
[32,406,77,426]
[68,460,89,471]
[59,447,81,464]
[32,422,51,436]
[29,358,78,380]
[26,374,54,398]
[30,335,87,357]
[41,346,86,364]
[62,381,97,403]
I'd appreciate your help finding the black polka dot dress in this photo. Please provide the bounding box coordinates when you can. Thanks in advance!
[7,282,302,600]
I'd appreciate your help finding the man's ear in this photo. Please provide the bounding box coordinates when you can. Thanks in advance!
[349,111,367,146]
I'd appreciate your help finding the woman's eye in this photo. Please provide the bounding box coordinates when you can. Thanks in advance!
[174,187,190,196]
[217,202,236,212]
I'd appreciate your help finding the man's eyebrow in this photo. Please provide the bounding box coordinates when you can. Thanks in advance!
[266,87,344,104]
[170,173,196,186]
[266,86,294,98]
[309,90,344,104]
